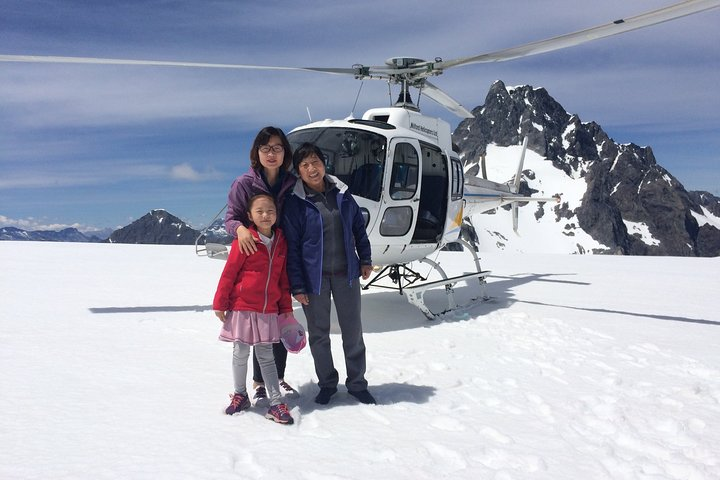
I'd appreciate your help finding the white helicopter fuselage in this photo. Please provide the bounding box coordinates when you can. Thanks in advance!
[287,107,525,266]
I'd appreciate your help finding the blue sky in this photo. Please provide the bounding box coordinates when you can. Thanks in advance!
[2,0,719,233]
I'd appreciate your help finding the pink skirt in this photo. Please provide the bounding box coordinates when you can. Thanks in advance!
[219,310,281,345]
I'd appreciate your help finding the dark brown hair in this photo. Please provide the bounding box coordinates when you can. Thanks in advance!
[247,193,276,211]
[249,126,293,171]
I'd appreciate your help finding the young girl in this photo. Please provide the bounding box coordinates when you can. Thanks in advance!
[214,193,295,425]
[224,126,298,404]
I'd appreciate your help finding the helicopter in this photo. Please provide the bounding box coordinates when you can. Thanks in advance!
[3,0,719,317]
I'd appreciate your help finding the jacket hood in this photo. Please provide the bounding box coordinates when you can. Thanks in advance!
[292,174,348,200]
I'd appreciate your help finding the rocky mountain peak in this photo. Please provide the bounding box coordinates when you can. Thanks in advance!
[454,81,720,256]
[107,209,199,245]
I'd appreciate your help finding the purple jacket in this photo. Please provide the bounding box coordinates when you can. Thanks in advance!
[224,168,297,237]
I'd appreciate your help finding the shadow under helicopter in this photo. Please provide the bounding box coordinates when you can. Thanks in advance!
[88,270,718,329]
[89,305,211,314]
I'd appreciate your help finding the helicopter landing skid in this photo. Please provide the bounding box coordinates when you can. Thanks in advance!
[195,230,229,260]
[403,269,490,319]
[196,241,229,260]
[363,239,491,319]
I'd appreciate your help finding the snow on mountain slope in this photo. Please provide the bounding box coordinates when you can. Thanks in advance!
[469,144,608,254]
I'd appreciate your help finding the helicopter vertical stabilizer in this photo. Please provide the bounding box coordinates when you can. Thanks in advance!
[512,137,529,233]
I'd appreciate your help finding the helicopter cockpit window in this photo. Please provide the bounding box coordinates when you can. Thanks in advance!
[389,143,419,200]
[287,127,386,202]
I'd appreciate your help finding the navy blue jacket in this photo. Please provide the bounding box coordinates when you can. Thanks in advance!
[283,175,372,296]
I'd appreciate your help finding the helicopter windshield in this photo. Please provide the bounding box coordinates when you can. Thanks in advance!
[287,127,386,202]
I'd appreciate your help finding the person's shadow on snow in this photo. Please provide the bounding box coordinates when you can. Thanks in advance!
[293,382,436,414]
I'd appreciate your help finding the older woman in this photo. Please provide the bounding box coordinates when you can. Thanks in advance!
[283,142,375,405]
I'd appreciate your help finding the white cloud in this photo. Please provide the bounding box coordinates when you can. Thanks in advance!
[0,214,84,231]
[170,163,221,182]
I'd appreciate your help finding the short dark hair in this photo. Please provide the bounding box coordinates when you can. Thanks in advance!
[292,142,325,170]
[249,126,293,171]
[247,193,276,211]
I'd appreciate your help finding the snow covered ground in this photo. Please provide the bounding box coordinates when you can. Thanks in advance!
[1,241,719,479]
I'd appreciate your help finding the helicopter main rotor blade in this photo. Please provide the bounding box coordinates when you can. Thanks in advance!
[421,81,474,118]
[3,0,717,78]
[436,0,720,69]
[0,54,360,76]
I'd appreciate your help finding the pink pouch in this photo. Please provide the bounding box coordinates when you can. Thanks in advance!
[277,313,307,353]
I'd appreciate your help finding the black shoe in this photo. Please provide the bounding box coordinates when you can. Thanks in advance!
[279,379,299,397]
[314,387,338,405]
[252,384,268,406]
[348,389,376,405]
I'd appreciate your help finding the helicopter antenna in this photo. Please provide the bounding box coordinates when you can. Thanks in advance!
[306,106,312,122]
[350,80,364,118]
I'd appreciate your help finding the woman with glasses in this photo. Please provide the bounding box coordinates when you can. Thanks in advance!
[224,126,298,405]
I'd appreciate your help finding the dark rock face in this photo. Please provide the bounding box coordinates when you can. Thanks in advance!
[107,209,200,245]
[453,80,720,256]
[689,191,720,217]
[200,218,234,245]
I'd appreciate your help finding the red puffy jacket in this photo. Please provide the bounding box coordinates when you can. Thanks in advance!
[213,226,293,315]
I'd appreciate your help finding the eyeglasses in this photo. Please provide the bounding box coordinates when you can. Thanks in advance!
[259,145,284,154]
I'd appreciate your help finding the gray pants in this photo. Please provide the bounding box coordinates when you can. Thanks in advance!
[232,342,282,406]
[302,275,368,392]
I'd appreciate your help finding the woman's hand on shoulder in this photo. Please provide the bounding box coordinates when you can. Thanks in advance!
[236,225,258,255]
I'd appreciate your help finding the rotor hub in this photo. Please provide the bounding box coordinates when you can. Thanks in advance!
[385,57,427,68]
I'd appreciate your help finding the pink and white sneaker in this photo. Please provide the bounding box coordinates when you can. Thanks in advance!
[225,393,250,415]
[266,404,294,424]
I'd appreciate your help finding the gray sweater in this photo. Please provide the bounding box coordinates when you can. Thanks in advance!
[304,180,348,276]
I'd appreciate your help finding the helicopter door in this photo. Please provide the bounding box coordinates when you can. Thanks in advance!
[376,139,421,247]
[412,142,449,243]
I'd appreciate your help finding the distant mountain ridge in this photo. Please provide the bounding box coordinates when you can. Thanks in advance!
[454,80,720,256]
[1,210,232,246]
[0,226,104,243]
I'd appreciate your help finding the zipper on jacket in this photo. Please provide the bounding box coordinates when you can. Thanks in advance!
[262,237,277,314]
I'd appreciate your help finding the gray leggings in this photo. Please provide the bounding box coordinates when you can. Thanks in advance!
[232,342,282,406]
